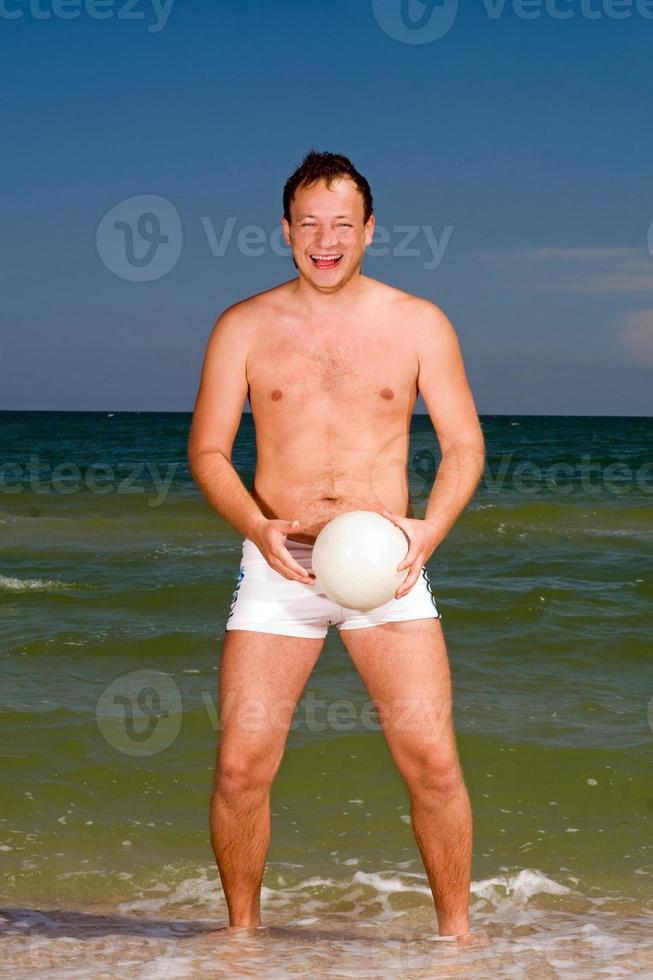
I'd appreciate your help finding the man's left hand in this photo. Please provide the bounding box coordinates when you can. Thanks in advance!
[381,509,442,600]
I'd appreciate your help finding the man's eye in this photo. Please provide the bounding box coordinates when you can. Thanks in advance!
[337,223,353,228]
[301,223,317,228]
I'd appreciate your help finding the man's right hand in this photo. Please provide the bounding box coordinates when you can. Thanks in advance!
[251,517,316,586]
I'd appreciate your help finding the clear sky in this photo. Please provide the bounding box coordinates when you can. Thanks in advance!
[2,0,652,415]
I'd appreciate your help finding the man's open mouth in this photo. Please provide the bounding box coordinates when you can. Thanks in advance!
[310,254,343,271]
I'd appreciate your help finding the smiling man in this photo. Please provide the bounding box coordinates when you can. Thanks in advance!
[188,150,485,941]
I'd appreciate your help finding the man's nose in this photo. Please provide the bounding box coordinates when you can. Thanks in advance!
[315,228,339,249]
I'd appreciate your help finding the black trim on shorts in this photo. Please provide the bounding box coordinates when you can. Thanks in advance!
[226,564,245,623]
[421,566,442,618]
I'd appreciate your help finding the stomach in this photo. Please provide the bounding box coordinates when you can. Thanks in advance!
[250,420,413,543]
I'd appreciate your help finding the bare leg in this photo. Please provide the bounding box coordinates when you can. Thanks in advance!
[211,629,324,927]
[339,618,473,938]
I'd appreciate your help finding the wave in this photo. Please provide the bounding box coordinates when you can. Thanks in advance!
[3,865,651,978]
[0,574,94,593]
[115,865,575,917]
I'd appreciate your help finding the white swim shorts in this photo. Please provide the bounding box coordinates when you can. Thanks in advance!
[225,536,442,639]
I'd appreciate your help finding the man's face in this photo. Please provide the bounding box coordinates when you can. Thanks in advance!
[282,177,375,294]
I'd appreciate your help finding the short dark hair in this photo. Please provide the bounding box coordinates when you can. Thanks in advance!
[283,150,374,225]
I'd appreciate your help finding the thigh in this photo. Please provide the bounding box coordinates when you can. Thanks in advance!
[218,629,324,772]
[339,618,458,771]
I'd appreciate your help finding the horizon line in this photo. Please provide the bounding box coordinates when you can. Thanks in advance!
[1,409,650,420]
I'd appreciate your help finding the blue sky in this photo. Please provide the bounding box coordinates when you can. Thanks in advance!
[1,0,652,414]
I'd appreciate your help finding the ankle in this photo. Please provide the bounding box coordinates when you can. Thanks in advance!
[228,910,260,927]
[228,903,261,929]
[438,917,470,937]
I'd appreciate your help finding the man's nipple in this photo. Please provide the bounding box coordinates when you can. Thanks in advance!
[271,389,283,401]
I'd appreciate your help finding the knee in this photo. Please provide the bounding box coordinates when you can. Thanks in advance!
[214,748,278,801]
[401,749,465,803]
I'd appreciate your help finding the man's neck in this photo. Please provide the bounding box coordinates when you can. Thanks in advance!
[292,271,370,319]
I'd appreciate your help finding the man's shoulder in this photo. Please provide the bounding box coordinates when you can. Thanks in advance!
[366,278,449,328]
[214,280,294,328]
[209,283,292,345]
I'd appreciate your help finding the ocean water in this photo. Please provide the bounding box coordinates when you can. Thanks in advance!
[1,410,652,979]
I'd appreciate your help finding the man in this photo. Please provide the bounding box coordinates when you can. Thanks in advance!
[188,150,485,941]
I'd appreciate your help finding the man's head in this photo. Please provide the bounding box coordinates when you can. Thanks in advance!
[282,150,375,295]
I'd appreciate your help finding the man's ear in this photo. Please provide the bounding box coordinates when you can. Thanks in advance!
[281,215,291,245]
[364,214,375,246]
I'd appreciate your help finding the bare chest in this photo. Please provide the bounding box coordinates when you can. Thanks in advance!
[247,323,418,412]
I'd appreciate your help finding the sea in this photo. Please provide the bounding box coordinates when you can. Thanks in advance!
[0,411,651,979]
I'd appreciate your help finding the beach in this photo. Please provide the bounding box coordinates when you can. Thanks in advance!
[1,410,652,978]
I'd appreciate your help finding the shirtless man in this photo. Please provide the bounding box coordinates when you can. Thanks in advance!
[188,151,485,941]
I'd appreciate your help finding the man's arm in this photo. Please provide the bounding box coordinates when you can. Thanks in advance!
[187,307,264,539]
[187,307,315,584]
[416,304,486,543]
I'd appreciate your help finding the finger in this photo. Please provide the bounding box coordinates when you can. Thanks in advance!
[270,520,314,582]
[270,555,315,585]
[395,562,419,597]
[273,549,315,584]
[396,574,418,599]
[397,549,421,572]
[273,518,301,537]
[280,545,314,578]
[281,519,306,545]
[382,509,412,544]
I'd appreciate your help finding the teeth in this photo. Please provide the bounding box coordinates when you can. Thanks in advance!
[311,254,342,260]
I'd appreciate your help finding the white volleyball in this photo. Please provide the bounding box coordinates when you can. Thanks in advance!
[311,510,409,612]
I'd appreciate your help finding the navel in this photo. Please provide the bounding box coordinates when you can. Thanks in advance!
[270,389,283,401]
[379,388,394,400]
